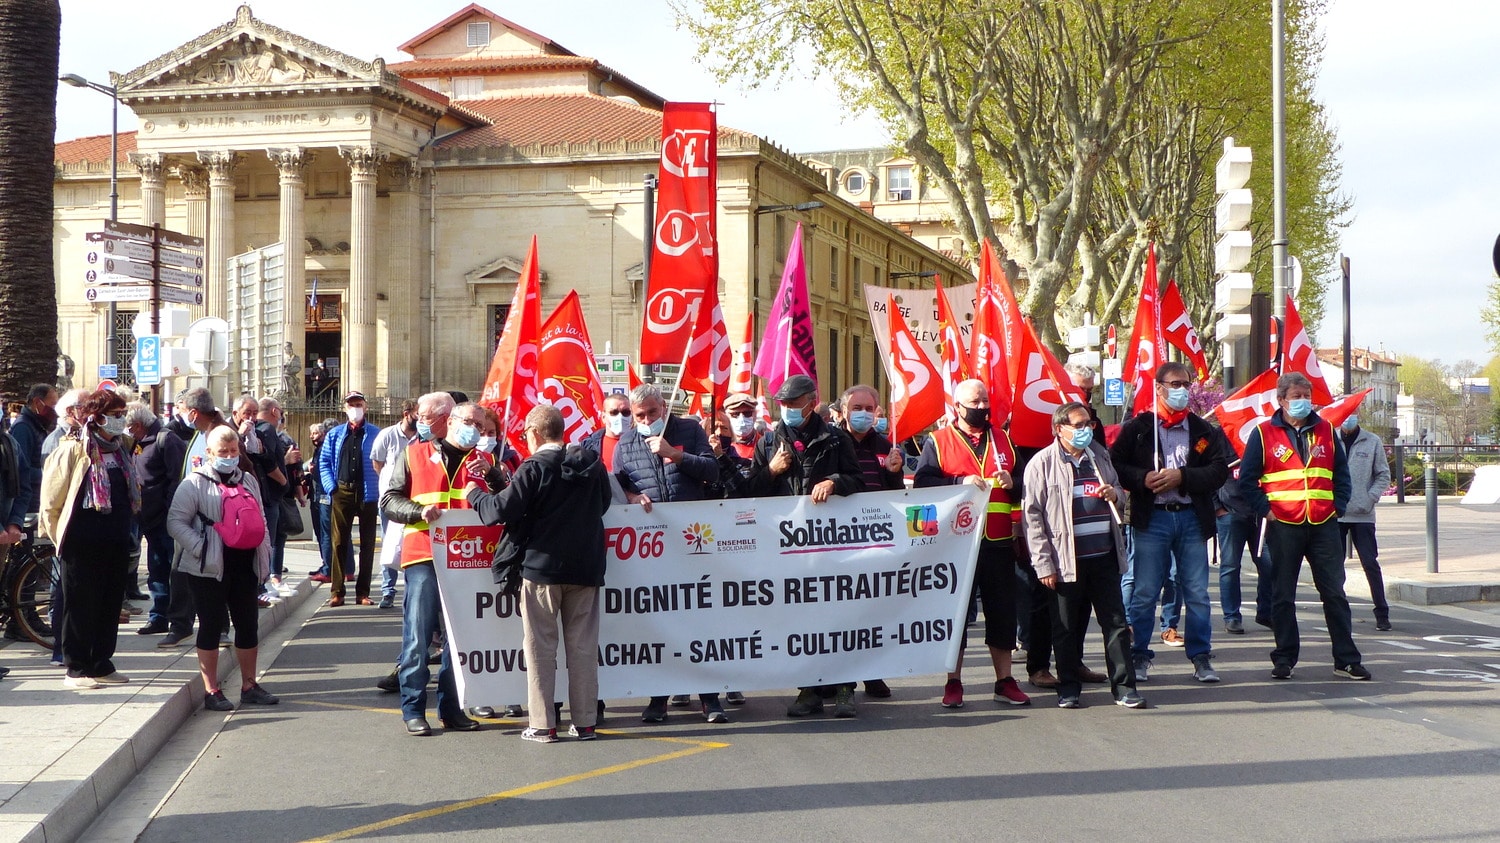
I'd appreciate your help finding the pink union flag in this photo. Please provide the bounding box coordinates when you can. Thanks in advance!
[752,222,816,394]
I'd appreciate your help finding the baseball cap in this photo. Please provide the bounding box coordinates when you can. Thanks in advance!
[343,391,366,404]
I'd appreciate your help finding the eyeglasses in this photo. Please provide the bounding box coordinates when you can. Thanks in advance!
[1158,380,1191,389]
[605,409,630,417]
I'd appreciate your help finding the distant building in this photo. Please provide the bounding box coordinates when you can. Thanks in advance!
[1316,346,1400,438]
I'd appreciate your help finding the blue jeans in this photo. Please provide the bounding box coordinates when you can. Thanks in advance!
[398,563,461,722]
[310,497,333,576]
[1129,508,1212,661]
[380,517,397,599]
[262,500,282,580]
[1217,512,1272,623]
[1121,528,1181,632]
[143,522,175,626]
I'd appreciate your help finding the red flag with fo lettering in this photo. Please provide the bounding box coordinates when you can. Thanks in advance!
[934,277,971,405]
[639,103,718,365]
[1279,295,1336,405]
[1209,368,1281,457]
[538,291,605,446]
[1126,244,1165,415]
[729,311,753,394]
[1159,279,1209,380]
[480,236,542,455]
[679,294,731,402]
[886,295,946,443]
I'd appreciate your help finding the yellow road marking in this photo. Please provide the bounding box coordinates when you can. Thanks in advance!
[300,736,730,842]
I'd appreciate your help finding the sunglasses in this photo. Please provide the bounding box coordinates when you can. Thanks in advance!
[1158,380,1191,389]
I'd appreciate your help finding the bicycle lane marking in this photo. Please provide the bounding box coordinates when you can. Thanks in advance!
[298,731,730,842]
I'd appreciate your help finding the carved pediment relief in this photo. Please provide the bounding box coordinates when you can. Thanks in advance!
[186,41,322,87]
[465,256,547,286]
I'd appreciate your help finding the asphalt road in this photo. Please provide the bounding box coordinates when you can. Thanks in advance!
[87,578,1500,842]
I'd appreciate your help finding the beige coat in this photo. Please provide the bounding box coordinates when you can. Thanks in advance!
[1022,441,1128,582]
[167,463,271,582]
[39,433,135,547]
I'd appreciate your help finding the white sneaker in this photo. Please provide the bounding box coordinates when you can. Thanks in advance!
[64,675,101,690]
[276,583,296,598]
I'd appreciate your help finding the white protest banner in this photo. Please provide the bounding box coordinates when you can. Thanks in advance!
[431,485,988,707]
[864,282,977,381]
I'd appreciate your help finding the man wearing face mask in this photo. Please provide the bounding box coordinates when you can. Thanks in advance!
[318,392,383,607]
[711,393,760,500]
[381,396,505,734]
[612,383,724,723]
[913,378,1031,710]
[1240,373,1365,680]
[1110,362,1229,685]
[580,393,631,474]
[7,384,56,642]
[1337,414,1391,631]
[371,400,420,609]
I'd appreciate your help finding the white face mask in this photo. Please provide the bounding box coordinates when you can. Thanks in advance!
[477,435,498,453]
[346,406,365,423]
[605,412,628,437]
[730,414,756,439]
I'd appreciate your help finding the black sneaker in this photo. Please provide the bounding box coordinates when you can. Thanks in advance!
[669,694,691,706]
[702,700,729,723]
[725,691,746,705]
[503,704,525,718]
[136,621,170,635]
[786,688,824,717]
[1057,695,1082,709]
[1375,615,1392,632]
[832,685,857,718]
[1335,663,1371,680]
[377,669,399,693]
[240,683,280,705]
[204,690,234,711]
[378,594,395,609]
[1115,690,1148,709]
[641,697,669,723]
[1271,663,1294,680]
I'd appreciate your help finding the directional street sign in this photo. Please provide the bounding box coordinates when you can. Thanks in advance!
[100,257,155,282]
[85,232,155,262]
[157,247,204,270]
[85,285,151,303]
[157,265,203,288]
[135,335,161,386]
[102,219,155,242]
[158,286,204,305]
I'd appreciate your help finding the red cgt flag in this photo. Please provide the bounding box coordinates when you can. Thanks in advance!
[1280,294,1335,405]
[1210,368,1281,457]
[886,295,946,442]
[538,290,606,446]
[970,241,1019,419]
[1007,319,1086,449]
[679,293,731,402]
[1126,243,1166,416]
[480,236,543,455]
[640,103,718,365]
[1159,279,1209,380]
[934,277,971,406]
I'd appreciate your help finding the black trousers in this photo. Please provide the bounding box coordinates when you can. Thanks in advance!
[1024,561,1086,676]
[960,540,1017,652]
[59,535,130,678]
[1266,520,1361,668]
[1050,555,1134,699]
[1340,521,1389,615]
[186,548,261,651]
[329,486,378,599]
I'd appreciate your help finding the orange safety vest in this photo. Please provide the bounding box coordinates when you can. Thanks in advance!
[1257,419,1337,525]
[399,442,496,566]
[930,424,1018,541]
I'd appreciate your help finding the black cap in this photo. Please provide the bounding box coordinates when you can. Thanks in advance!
[773,374,817,402]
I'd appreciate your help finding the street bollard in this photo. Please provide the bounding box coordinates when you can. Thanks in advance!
[1424,455,1438,573]
[1394,444,1405,504]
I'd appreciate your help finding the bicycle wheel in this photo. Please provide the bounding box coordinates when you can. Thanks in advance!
[10,552,57,650]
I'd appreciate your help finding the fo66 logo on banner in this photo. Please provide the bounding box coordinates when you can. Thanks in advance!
[434,525,503,569]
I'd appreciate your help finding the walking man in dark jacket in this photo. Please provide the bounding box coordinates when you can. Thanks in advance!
[611,383,725,724]
[466,405,611,743]
[125,404,186,636]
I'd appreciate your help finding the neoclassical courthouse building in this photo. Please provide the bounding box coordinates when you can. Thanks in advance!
[52,3,969,405]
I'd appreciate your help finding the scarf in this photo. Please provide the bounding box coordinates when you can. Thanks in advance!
[1154,399,1190,429]
[82,429,141,515]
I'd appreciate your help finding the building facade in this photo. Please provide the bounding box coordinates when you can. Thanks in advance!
[53,4,970,407]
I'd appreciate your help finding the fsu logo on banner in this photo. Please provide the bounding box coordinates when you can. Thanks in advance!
[640,103,718,365]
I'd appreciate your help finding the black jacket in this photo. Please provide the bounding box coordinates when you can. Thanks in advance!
[612,415,718,502]
[744,414,863,498]
[10,407,51,514]
[1108,411,1229,538]
[466,444,611,587]
[134,418,187,531]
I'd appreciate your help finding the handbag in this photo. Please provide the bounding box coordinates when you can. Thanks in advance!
[278,497,305,537]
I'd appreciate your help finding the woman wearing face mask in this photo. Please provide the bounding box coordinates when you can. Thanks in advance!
[39,389,139,689]
[1022,402,1142,710]
[168,425,279,711]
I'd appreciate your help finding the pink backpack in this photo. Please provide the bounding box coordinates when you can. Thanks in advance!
[214,482,266,550]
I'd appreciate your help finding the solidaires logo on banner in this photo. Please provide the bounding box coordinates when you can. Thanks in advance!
[431,486,988,706]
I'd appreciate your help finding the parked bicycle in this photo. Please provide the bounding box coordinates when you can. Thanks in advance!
[1,518,57,650]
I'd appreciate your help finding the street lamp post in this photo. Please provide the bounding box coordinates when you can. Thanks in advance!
[60,73,120,379]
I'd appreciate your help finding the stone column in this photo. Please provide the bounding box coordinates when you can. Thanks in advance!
[269,148,310,396]
[129,152,166,228]
[178,166,208,240]
[384,157,421,398]
[340,145,385,396]
[198,151,238,322]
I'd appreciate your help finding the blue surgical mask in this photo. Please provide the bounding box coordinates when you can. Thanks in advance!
[605,413,628,437]
[1165,386,1191,412]
[1340,416,1358,433]
[212,456,238,474]
[415,421,435,442]
[730,415,756,439]
[875,417,889,435]
[99,415,128,437]
[636,417,667,438]
[780,406,805,428]
[1070,426,1094,450]
[848,410,875,434]
[450,421,480,450]
[1286,398,1313,420]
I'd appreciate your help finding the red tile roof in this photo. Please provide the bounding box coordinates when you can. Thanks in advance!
[435,93,665,148]
[55,131,137,166]
[389,55,597,76]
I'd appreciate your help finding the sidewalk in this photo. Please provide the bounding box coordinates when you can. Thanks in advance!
[2,503,1499,843]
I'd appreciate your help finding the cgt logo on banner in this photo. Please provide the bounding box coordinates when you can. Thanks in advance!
[431,486,988,706]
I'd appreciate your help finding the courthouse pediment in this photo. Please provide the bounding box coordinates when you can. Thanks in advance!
[465,255,547,286]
